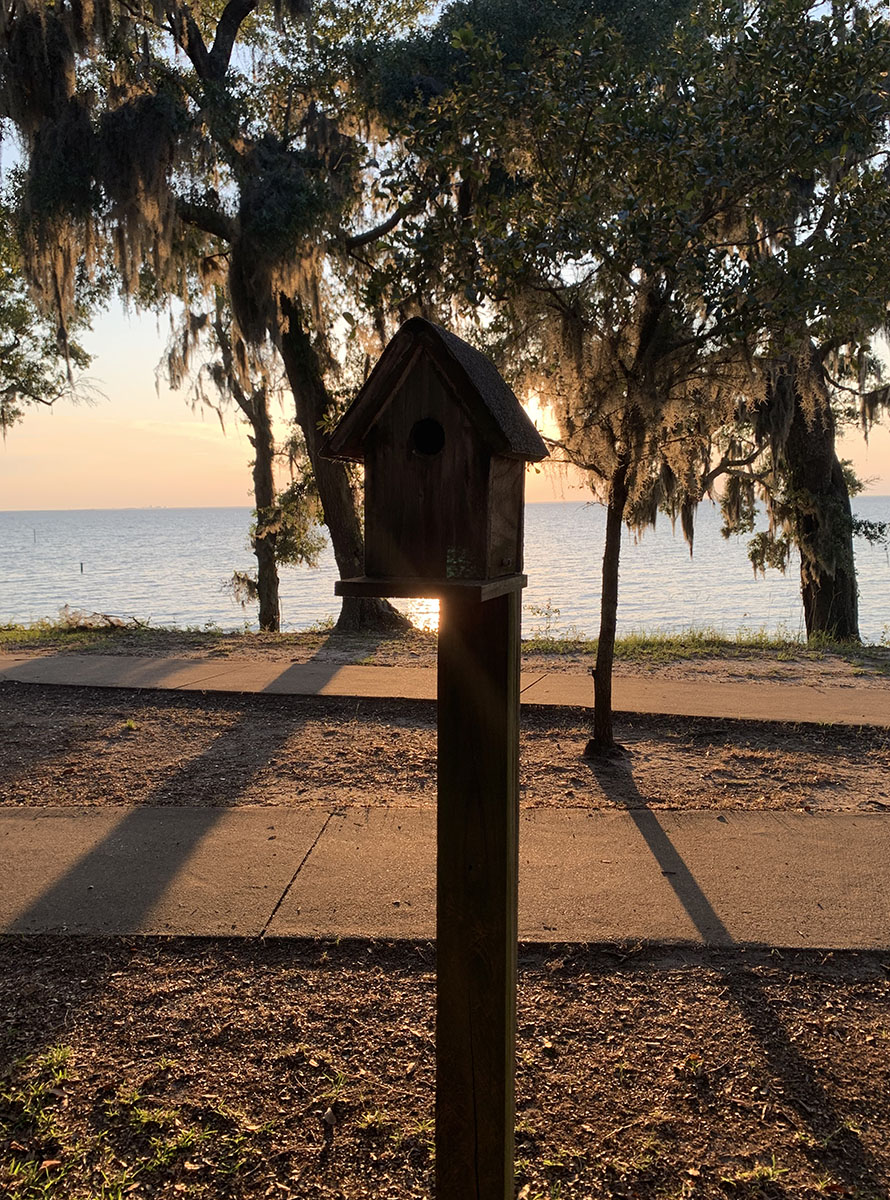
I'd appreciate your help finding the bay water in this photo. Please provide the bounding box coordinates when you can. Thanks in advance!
[1,499,887,643]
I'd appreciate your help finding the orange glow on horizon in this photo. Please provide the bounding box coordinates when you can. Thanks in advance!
[1,308,888,512]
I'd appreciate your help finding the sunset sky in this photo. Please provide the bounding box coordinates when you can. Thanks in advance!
[2,305,889,512]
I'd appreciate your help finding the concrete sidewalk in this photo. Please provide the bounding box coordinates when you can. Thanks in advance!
[2,651,889,726]
[2,805,889,949]
[3,652,889,951]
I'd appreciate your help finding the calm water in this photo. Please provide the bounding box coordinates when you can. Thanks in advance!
[1,500,888,642]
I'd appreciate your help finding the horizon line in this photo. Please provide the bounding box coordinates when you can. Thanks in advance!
[3,494,890,515]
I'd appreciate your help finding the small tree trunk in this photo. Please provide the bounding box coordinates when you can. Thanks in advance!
[250,392,280,632]
[585,457,630,756]
[254,531,280,631]
[779,357,860,642]
[278,295,409,633]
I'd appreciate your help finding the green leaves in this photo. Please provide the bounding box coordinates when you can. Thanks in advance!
[362,0,890,609]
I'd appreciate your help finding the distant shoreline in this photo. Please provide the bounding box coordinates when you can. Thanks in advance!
[3,503,888,642]
[2,494,890,515]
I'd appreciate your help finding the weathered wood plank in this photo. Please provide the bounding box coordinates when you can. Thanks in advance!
[486,456,525,576]
[436,590,520,1200]
[334,575,526,601]
[364,355,491,580]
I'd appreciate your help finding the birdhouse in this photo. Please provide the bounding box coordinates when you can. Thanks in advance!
[324,318,549,599]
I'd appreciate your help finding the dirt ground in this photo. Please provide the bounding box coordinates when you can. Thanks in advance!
[2,939,889,1200]
[1,680,888,814]
[3,630,890,1198]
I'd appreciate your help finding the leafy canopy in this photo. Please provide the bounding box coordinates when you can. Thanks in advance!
[0,196,93,434]
[372,0,890,538]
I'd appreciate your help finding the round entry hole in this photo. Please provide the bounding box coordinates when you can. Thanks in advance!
[410,417,446,457]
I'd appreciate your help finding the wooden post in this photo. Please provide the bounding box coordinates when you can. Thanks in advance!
[323,317,545,1197]
[436,587,520,1200]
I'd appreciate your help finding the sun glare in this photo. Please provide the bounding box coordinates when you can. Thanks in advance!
[398,597,440,632]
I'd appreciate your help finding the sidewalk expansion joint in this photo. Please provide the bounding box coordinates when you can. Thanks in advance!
[259,812,336,938]
[170,669,235,690]
[519,672,549,695]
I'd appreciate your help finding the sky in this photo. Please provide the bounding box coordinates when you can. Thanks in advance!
[2,305,889,512]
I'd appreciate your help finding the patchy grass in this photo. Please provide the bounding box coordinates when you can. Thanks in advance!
[1,940,889,1199]
[614,626,821,664]
[2,616,889,677]
[522,622,890,672]
[0,620,439,666]
[517,600,890,669]
[1,1047,264,1199]
[0,619,230,656]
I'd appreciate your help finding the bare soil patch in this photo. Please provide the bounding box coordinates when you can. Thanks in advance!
[2,939,889,1200]
[2,682,888,813]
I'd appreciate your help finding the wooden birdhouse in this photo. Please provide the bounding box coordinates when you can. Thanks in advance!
[324,317,548,599]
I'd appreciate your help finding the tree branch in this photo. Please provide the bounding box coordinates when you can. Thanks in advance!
[702,445,765,490]
[344,204,412,250]
[208,0,261,81]
[176,198,237,243]
[823,369,866,397]
[174,9,211,78]
[172,0,259,83]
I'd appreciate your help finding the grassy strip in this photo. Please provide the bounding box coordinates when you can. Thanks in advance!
[0,620,232,656]
[0,619,439,664]
[523,624,890,668]
[1,617,888,670]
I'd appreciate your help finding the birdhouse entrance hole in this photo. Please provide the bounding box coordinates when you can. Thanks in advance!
[410,417,445,456]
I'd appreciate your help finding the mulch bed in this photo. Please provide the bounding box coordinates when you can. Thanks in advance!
[1,939,889,1198]
[1,681,888,813]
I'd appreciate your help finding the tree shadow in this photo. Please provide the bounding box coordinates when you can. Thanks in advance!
[0,628,409,1082]
[582,748,887,1195]
[3,627,404,944]
[0,626,405,799]
[4,705,317,934]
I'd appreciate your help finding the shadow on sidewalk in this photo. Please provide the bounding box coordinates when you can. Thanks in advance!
[2,626,398,934]
[583,749,886,1195]
[0,631,402,1097]
[4,708,303,934]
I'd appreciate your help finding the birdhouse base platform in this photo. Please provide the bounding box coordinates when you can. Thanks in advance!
[334,574,527,602]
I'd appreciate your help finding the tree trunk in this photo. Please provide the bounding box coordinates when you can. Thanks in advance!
[777,360,860,642]
[277,295,409,633]
[584,456,630,756]
[249,392,280,633]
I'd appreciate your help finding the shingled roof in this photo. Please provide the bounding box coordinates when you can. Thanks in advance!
[324,317,549,463]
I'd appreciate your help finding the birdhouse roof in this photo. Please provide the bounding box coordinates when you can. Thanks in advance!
[324,317,549,463]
